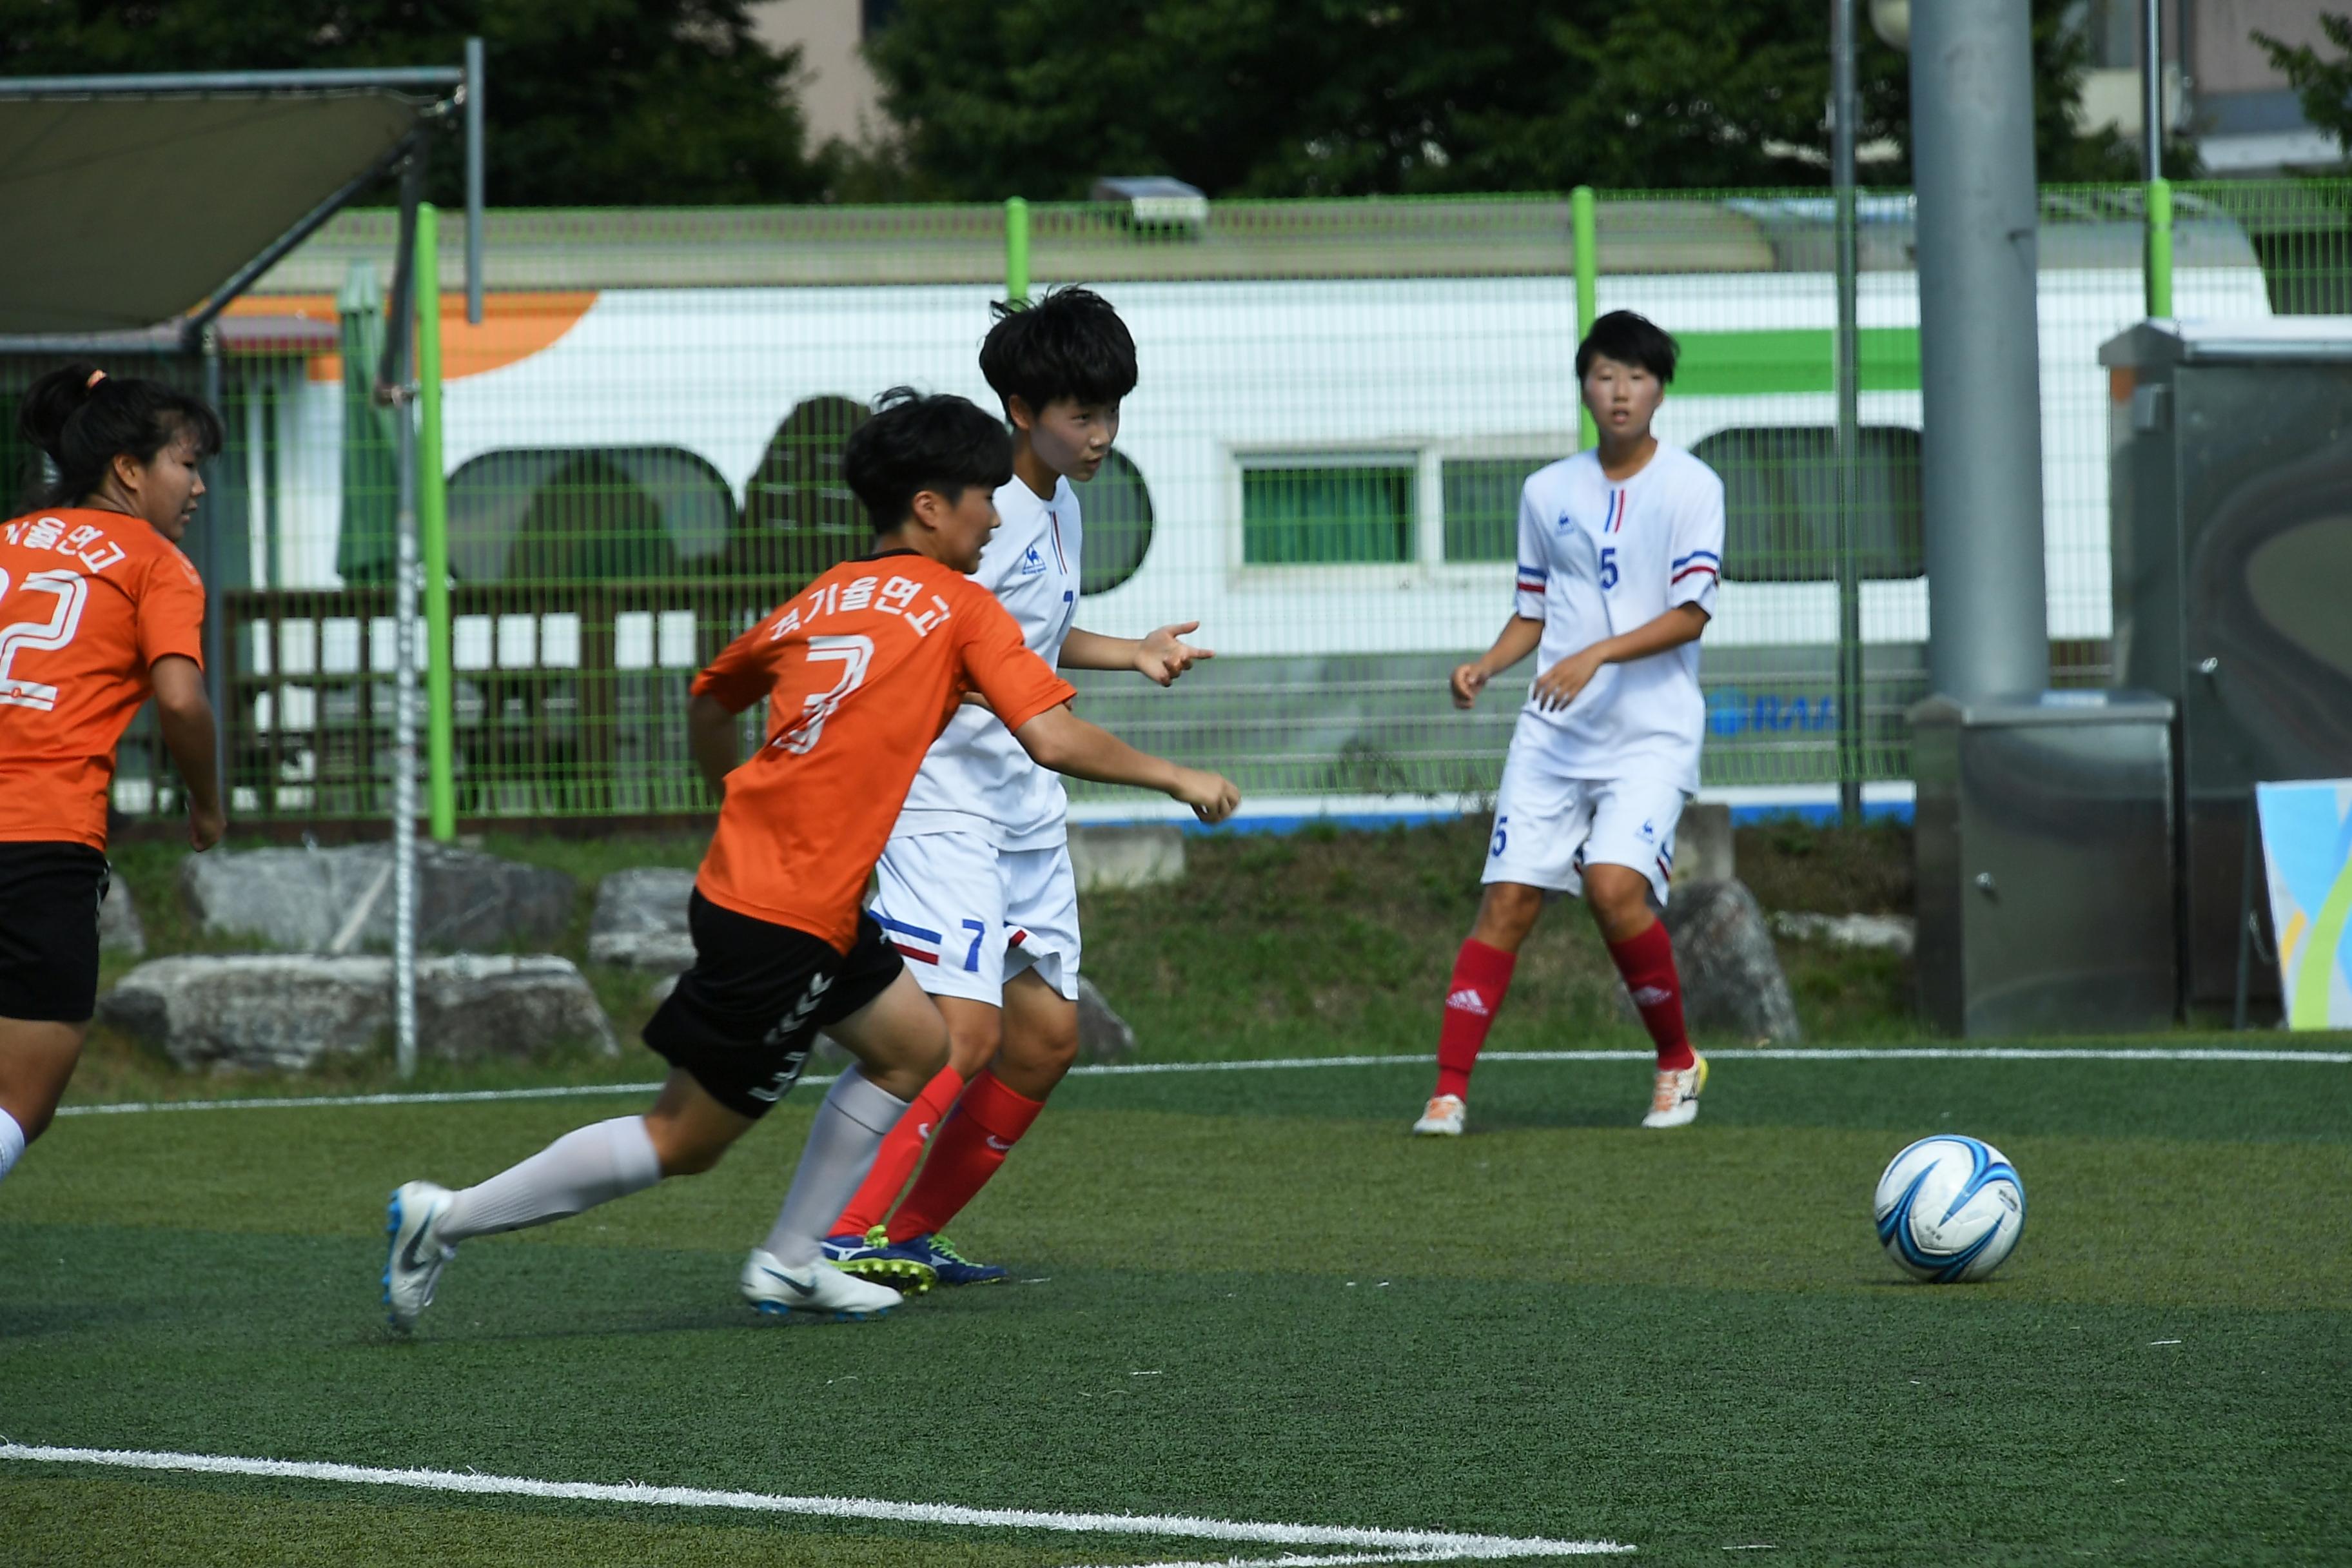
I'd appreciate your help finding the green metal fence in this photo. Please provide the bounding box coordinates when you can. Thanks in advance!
[9,177,2342,828]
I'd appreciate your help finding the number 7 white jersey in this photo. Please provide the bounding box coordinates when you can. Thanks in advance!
[1510,444,1725,794]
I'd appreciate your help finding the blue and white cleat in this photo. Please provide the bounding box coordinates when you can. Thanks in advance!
[821,1229,937,1295]
[740,1248,905,1321]
[871,1232,1007,1288]
[384,1180,456,1331]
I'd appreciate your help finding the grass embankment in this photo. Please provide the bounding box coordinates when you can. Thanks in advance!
[75,817,1919,1104]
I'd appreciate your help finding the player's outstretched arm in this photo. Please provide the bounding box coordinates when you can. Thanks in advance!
[687,692,745,801]
[151,655,225,851]
[1529,603,1710,712]
[1012,703,1239,823]
[1060,623,1214,687]
[1451,616,1545,709]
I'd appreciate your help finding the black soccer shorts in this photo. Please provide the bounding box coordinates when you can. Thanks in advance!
[642,892,904,1120]
[0,841,110,1023]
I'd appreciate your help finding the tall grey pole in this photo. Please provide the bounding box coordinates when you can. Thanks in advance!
[2141,0,2163,179]
[388,151,426,1080]
[464,36,485,326]
[1832,0,1865,823]
[1910,0,2050,701]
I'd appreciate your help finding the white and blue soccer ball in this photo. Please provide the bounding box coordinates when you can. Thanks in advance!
[1873,1135,2025,1283]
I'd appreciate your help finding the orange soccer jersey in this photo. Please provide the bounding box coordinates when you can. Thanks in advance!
[0,506,206,849]
[692,550,1076,951]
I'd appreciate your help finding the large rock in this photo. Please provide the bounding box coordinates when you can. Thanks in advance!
[589,867,697,969]
[98,877,145,957]
[1066,825,1186,892]
[1628,879,1803,1043]
[182,843,574,955]
[1669,802,1735,886]
[99,954,616,1072]
[1077,977,1137,1062]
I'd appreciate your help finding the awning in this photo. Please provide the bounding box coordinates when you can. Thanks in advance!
[0,90,427,335]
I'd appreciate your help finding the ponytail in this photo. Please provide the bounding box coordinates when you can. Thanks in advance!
[17,362,226,510]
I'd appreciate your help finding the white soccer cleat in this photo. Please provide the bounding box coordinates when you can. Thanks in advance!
[1411,1093,1466,1137]
[1642,1052,1709,1129]
[740,1248,903,1322]
[384,1180,456,1330]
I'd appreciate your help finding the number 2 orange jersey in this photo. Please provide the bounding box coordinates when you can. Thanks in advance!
[0,507,206,850]
[692,550,1077,952]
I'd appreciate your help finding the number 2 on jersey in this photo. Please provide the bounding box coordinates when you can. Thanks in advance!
[0,567,91,712]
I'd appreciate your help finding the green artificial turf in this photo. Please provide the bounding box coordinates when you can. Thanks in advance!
[5,1054,2348,1565]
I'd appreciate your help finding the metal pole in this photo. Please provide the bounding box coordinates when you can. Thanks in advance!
[464,37,485,326]
[0,66,462,94]
[388,153,425,1080]
[1833,0,1865,825]
[417,203,456,843]
[2141,0,2164,183]
[198,334,230,754]
[1004,196,1030,304]
[1909,0,2050,702]
[1571,185,1598,451]
[2146,176,2174,317]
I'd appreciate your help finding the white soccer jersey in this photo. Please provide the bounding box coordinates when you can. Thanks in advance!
[1509,443,1725,792]
[892,474,1083,849]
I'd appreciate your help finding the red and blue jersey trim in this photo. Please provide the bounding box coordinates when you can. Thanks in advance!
[1603,491,1629,533]
[1670,548,1720,587]
[874,912,941,965]
[1515,561,1549,595]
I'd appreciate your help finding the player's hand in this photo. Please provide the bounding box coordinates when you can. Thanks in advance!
[1171,767,1240,825]
[1135,622,1214,687]
[1451,662,1491,709]
[1530,645,1607,711]
[188,801,226,852]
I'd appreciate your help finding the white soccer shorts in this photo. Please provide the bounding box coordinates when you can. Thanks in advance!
[1481,750,1687,907]
[869,830,1082,1004]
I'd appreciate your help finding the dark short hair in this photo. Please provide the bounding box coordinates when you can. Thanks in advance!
[841,387,1015,531]
[1574,311,1679,384]
[978,286,1138,414]
[17,362,225,509]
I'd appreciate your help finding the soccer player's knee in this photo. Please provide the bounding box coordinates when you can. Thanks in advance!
[643,1117,728,1177]
[945,1011,1002,1069]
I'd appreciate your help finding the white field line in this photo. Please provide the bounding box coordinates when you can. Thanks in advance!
[0,1444,1631,1560]
[51,1043,2351,1119]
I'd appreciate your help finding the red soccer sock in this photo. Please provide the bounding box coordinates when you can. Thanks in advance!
[1608,918,1694,1071]
[1435,938,1518,1099]
[830,1064,966,1239]
[885,1070,1044,1242]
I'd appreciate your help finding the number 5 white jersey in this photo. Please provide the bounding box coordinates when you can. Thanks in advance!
[893,475,1083,850]
[1511,444,1724,794]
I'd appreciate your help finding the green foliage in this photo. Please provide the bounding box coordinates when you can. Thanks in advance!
[2256,12,2352,165]
[863,0,2150,199]
[0,0,828,205]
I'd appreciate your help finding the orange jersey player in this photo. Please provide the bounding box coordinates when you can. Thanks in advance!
[0,364,228,1192]
[381,389,1237,1330]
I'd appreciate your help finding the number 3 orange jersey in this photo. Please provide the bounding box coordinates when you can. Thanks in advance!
[692,550,1076,952]
[0,507,206,850]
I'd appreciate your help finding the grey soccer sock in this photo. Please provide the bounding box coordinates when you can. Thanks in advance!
[439,1115,662,1242]
[760,1068,911,1269]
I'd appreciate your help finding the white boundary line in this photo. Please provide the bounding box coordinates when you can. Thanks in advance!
[50,1044,2352,1119]
[0,1443,1631,1562]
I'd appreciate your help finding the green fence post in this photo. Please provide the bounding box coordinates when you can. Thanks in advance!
[1005,196,1030,305]
[2145,177,2173,318]
[416,202,456,842]
[1571,185,1598,449]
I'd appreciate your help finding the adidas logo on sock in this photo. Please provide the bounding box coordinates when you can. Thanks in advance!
[1630,985,1673,1006]
[1446,988,1490,1016]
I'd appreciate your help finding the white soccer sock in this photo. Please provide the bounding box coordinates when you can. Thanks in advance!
[760,1068,911,1269]
[438,1115,662,1242]
[0,1108,24,1185]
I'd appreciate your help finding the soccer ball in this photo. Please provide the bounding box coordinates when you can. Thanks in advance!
[1872,1135,2025,1283]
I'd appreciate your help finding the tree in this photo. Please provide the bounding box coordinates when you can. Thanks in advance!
[861,0,2146,200]
[0,0,829,206]
[2256,12,2352,165]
